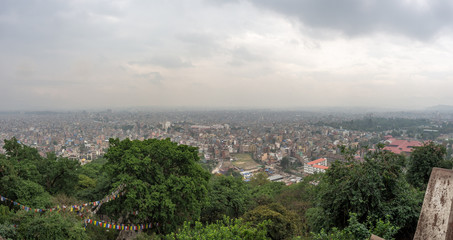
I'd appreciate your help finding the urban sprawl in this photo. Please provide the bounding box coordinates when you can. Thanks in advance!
[1,110,452,185]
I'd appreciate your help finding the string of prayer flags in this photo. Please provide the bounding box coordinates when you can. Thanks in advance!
[0,187,124,214]
[85,219,156,231]
[91,184,126,214]
[1,184,135,231]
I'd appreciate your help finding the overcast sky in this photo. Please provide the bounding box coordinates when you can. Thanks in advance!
[1,0,453,111]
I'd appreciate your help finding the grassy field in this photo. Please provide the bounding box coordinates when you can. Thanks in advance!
[231,153,260,171]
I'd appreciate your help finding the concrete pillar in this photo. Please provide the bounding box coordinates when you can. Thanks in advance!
[414,168,453,240]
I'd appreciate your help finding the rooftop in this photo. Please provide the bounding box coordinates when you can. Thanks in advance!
[384,138,423,154]
[307,158,327,165]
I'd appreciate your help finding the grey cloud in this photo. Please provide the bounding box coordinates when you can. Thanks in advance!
[2,0,453,110]
[0,0,125,56]
[229,47,264,66]
[232,47,262,61]
[130,55,193,69]
[202,0,240,6]
[137,72,163,84]
[246,0,453,40]
[176,32,222,57]
[15,62,35,78]
[176,32,217,45]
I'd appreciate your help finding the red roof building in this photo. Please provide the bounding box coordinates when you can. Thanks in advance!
[304,158,328,174]
[307,158,328,166]
[383,138,423,155]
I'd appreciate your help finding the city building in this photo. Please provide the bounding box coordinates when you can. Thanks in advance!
[384,138,423,155]
[304,158,329,174]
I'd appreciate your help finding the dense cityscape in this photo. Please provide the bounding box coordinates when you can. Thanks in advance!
[2,109,453,185]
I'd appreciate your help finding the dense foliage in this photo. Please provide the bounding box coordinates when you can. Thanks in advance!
[243,203,299,240]
[307,147,423,239]
[407,142,449,189]
[15,211,88,240]
[312,213,399,240]
[201,175,250,222]
[102,138,211,234]
[165,217,269,240]
[0,138,90,239]
[0,137,450,239]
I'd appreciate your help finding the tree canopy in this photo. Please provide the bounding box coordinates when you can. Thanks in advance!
[201,175,250,222]
[102,138,211,234]
[243,202,298,240]
[307,147,423,239]
[166,216,269,240]
[407,142,448,189]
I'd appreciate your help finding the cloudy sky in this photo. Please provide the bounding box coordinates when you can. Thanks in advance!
[1,0,453,111]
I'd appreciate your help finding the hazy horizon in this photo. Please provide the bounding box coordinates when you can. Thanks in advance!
[1,104,452,114]
[1,0,453,111]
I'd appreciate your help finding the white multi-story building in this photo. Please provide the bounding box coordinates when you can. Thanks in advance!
[304,158,328,174]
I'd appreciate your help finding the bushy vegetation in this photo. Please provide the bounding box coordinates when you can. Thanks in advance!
[165,217,270,240]
[0,137,450,239]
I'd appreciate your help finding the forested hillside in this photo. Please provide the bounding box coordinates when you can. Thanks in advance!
[0,138,450,240]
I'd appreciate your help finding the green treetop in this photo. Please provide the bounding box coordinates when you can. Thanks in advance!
[407,142,449,189]
[102,138,210,234]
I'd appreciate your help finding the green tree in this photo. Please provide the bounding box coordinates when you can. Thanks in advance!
[1,138,79,197]
[368,215,400,240]
[11,179,52,208]
[249,181,285,207]
[312,213,369,240]
[3,137,41,182]
[407,142,447,189]
[77,174,96,190]
[102,138,210,234]
[274,176,321,237]
[0,154,16,195]
[243,203,298,240]
[248,172,284,207]
[37,153,80,195]
[0,158,52,209]
[3,137,41,163]
[165,216,270,240]
[201,175,250,222]
[0,223,16,240]
[14,210,88,240]
[75,158,111,202]
[0,205,16,240]
[311,213,399,240]
[249,172,271,188]
[280,157,290,170]
[308,149,422,239]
